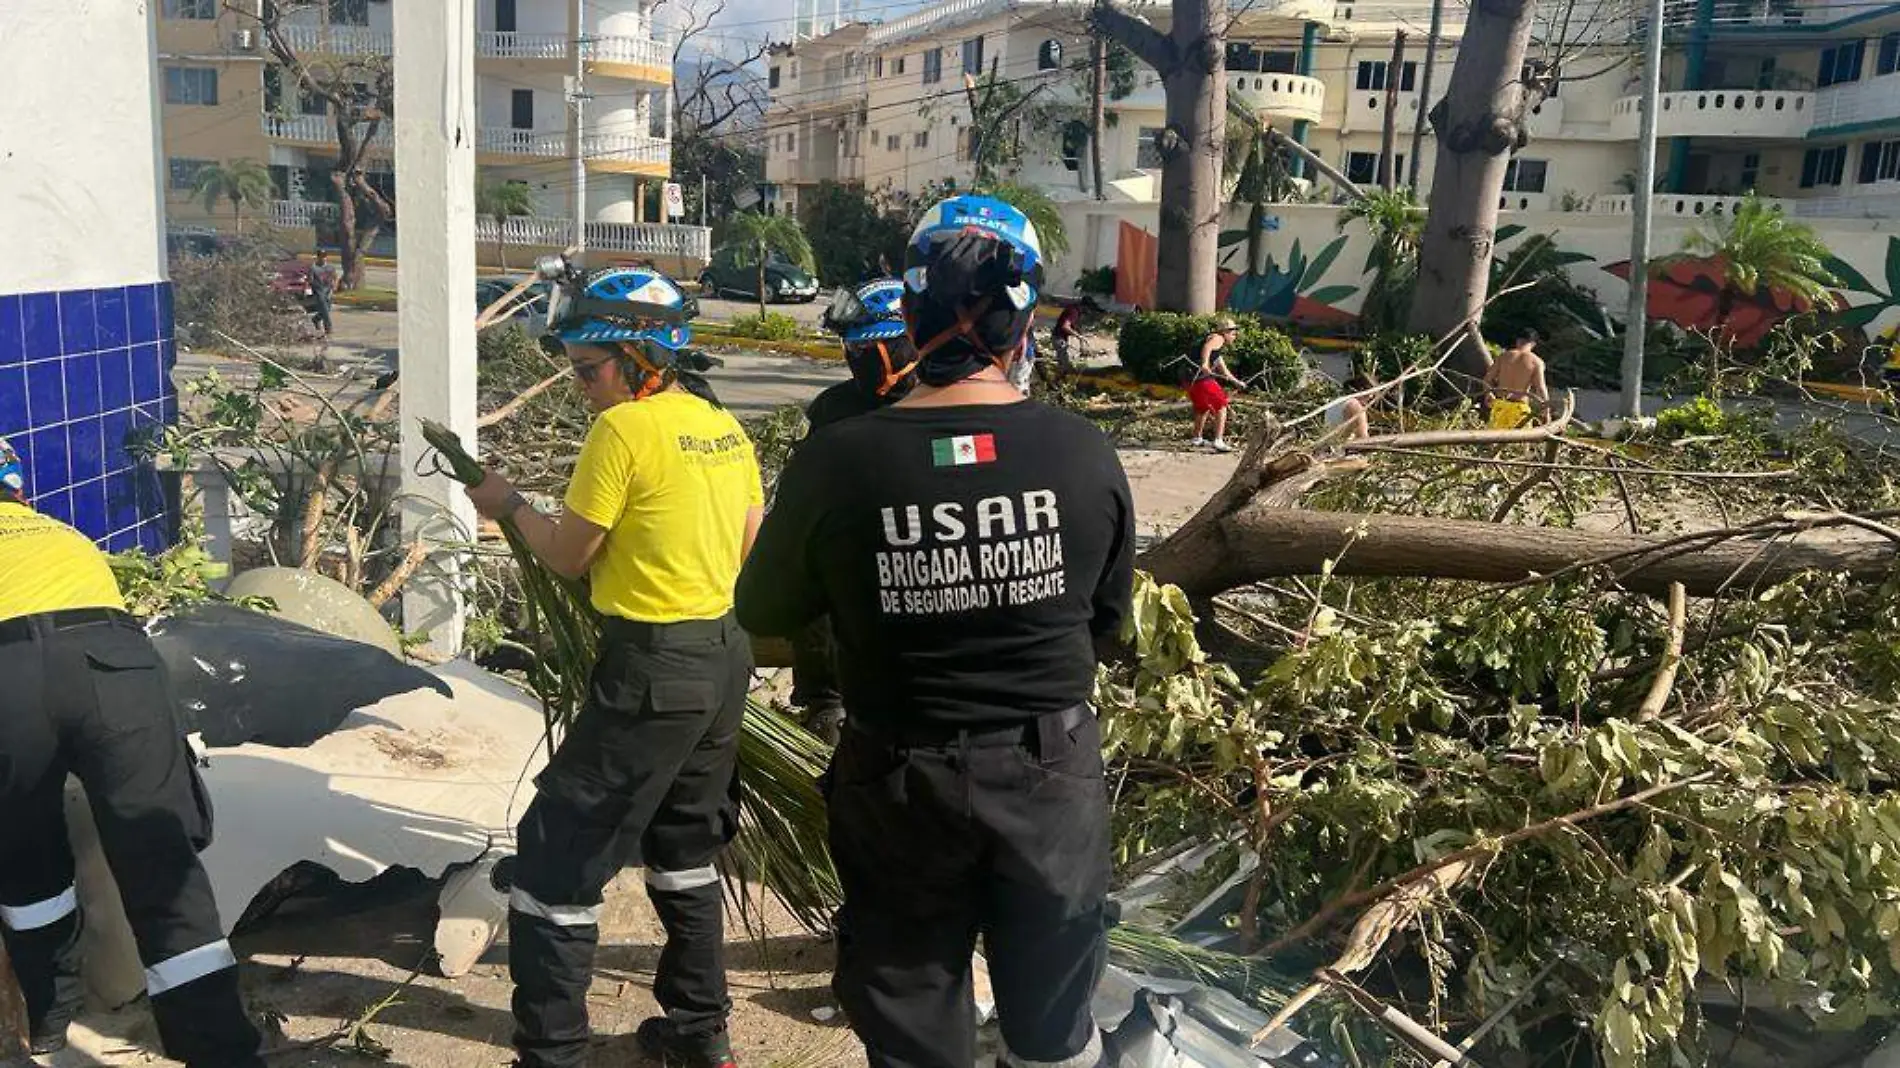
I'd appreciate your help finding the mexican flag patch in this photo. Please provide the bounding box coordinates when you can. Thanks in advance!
[932,433,997,467]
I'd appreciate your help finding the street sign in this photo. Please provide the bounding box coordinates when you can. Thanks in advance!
[732,186,762,212]
[664,182,685,219]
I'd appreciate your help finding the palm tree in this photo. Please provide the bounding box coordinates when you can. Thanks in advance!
[723,211,815,318]
[1662,194,1839,393]
[476,178,537,271]
[979,181,1070,265]
[191,158,273,234]
[1337,187,1424,333]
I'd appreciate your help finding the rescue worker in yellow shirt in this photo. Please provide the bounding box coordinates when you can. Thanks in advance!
[0,436,263,1066]
[461,265,763,1068]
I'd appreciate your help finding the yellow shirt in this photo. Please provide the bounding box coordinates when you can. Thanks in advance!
[564,391,764,623]
[0,502,127,621]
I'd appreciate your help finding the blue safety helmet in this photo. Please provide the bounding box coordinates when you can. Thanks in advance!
[549,266,693,353]
[823,278,907,344]
[902,195,1044,313]
[0,435,22,501]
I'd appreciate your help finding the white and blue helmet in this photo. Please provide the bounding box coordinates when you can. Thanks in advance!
[551,266,692,352]
[0,435,22,501]
[824,278,907,345]
[903,195,1044,313]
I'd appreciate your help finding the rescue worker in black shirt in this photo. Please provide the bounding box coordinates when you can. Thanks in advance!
[736,195,1136,1068]
[0,436,263,1066]
[789,277,920,742]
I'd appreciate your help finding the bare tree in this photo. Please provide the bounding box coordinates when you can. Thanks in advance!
[234,0,395,291]
[1092,0,1227,313]
[662,0,770,224]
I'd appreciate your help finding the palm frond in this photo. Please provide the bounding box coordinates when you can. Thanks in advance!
[726,211,817,271]
[1667,194,1839,309]
[979,180,1071,264]
[419,420,841,932]
[1106,926,1307,1011]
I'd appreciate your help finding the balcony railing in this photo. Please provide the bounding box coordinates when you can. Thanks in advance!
[1610,89,1813,139]
[263,113,392,152]
[479,126,569,157]
[278,22,393,55]
[476,31,568,59]
[272,24,672,71]
[1589,193,1782,217]
[474,216,711,260]
[271,200,340,229]
[1228,72,1324,124]
[478,128,671,167]
[584,34,671,68]
[583,132,671,166]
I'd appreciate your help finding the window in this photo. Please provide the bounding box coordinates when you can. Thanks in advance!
[1862,140,1900,183]
[1136,126,1165,169]
[1741,151,1761,189]
[875,55,885,77]
[300,88,328,116]
[510,89,533,129]
[1819,41,1865,87]
[1263,50,1299,74]
[788,132,797,154]
[922,48,943,84]
[769,66,781,89]
[166,157,213,191]
[162,67,218,105]
[1355,60,1416,91]
[895,56,906,75]
[887,134,901,151]
[1757,57,1777,89]
[1880,33,1900,76]
[962,36,985,76]
[1800,145,1847,187]
[914,130,929,148]
[1502,157,1548,192]
[1061,120,1088,170]
[495,0,517,32]
[1038,39,1063,70]
[162,0,218,18]
[329,0,369,25]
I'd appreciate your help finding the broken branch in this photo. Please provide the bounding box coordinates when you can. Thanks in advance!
[1636,583,1687,722]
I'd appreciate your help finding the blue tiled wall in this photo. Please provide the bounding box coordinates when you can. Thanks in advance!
[0,283,176,553]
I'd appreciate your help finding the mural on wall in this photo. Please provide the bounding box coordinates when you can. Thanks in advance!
[1109,215,1900,357]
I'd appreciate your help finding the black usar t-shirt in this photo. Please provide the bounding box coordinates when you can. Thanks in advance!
[737,399,1136,730]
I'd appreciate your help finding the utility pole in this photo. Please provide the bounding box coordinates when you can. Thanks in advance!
[1378,31,1406,190]
[569,0,589,251]
[1621,0,1666,418]
[700,172,708,226]
[1408,0,1442,189]
[1089,35,1107,200]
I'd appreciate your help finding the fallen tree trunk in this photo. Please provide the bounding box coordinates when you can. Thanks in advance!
[1135,427,1900,598]
[1140,503,1900,597]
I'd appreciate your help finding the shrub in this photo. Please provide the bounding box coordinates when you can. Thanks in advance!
[1116,312,1301,390]
[1076,266,1116,297]
[724,312,805,342]
[170,245,307,349]
[1358,331,1435,399]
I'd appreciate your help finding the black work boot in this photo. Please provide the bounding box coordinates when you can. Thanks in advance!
[28,1025,70,1056]
[635,1017,736,1068]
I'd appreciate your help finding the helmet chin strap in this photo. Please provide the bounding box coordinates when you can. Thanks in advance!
[875,341,920,396]
[617,341,671,400]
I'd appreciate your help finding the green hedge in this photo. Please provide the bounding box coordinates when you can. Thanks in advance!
[1115,312,1301,390]
[722,312,806,342]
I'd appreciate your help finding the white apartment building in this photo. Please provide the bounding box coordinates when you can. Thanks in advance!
[761,0,1900,230]
[157,0,709,263]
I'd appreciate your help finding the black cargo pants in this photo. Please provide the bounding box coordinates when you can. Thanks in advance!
[509,612,752,1068]
[789,616,843,740]
[826,706,1112,1068]
[0,609,262,1067]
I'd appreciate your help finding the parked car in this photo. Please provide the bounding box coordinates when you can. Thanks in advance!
[476,275,550,333]
[168,231,313,304]
[697,246,819,303]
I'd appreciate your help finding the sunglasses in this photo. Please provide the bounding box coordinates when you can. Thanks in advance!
[571,356,617,384]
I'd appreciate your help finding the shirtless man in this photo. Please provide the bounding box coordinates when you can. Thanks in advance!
[1484,329,1549,430]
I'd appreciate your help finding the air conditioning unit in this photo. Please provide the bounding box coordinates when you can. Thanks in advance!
[232,29,257,50]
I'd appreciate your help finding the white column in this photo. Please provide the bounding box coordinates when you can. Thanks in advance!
[394,0,479,655]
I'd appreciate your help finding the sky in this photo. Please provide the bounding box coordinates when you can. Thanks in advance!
[675,0,931,64]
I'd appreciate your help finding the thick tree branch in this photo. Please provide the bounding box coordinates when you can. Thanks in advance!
[1090,1,1172,73]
